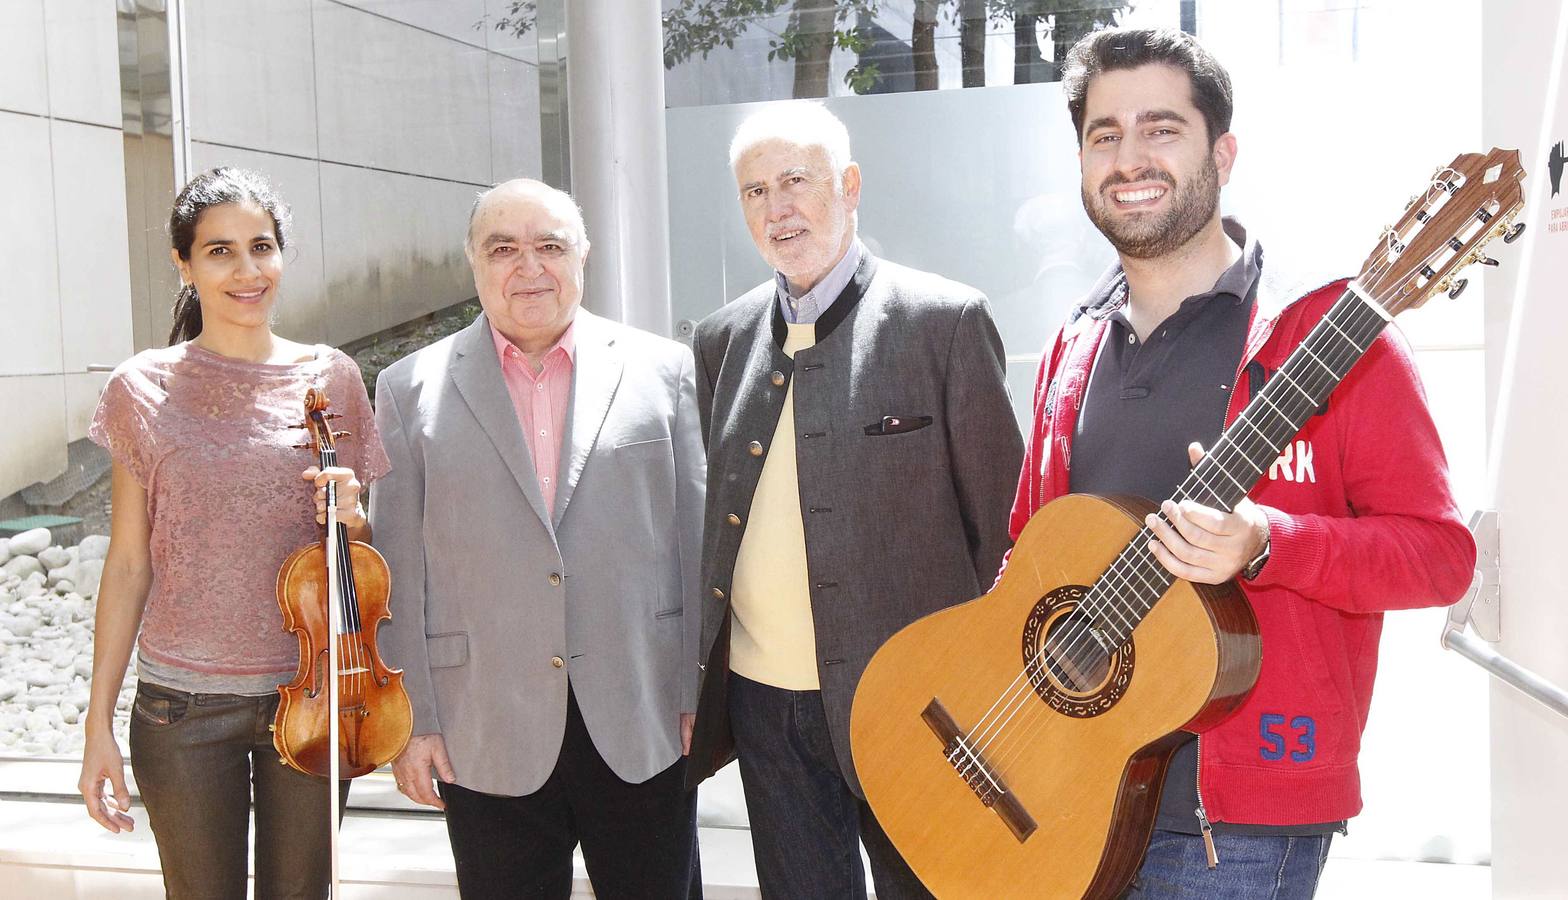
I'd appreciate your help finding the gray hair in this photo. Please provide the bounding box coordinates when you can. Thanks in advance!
[466,178,589,252]
[728,101,854,180]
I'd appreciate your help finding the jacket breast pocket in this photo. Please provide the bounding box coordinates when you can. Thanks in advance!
[863,415,934,436]
[614,436,672,454]
[425,632,469,669]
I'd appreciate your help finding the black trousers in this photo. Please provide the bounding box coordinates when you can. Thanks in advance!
[438,687,701,899]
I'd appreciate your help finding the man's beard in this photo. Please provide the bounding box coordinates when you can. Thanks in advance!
[1082,159,1220,260]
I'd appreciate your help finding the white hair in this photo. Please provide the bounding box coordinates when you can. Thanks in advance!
[728,101,854,179]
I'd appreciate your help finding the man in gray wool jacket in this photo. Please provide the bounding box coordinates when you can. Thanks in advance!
[685,101,1025,899]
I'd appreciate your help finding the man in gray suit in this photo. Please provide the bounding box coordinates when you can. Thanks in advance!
[372,179,703,898]
[686,103,1025,898]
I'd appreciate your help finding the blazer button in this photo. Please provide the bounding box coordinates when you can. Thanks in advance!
[747,440,763,457]
[548,572,562,586]
[726,513,742,526]
[711,587,726,600]
[551,656,564,668]
[770,370,785,387]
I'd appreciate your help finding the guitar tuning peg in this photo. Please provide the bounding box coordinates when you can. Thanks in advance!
[332,430,354,439]
[1448,278,1468,300]
[1477,255,1500,267]
[1502,222,1526,244]
[291,442,314,450]
[325,412,345,420]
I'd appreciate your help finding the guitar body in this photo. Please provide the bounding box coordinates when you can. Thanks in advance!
[851,493,1260,899]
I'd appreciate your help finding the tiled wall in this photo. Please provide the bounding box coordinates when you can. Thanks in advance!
[0,0,131,496]
[0,0,542,497]
[183,0,543,348]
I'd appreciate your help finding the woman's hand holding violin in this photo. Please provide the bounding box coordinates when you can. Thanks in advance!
[302,466,365,530]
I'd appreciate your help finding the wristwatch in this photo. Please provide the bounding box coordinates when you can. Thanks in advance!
[1240,538,1271,581]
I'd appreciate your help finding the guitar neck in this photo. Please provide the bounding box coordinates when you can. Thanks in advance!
[1085,286,1390,647]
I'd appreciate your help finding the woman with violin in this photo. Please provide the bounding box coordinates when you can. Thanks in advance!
[76,167,389,898]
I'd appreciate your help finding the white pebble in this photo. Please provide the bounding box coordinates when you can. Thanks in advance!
[7,528,51,556]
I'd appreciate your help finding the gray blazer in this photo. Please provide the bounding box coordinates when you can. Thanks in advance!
[370,310,704,796]
[686,253,1025,795]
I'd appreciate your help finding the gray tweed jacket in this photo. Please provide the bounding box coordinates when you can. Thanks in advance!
[686,252,1025,795]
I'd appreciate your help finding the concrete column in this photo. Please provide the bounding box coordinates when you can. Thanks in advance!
[1481,3,1568,897]
[563,0,674,335]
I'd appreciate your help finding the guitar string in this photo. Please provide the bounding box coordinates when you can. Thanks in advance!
[955,200,1479,787]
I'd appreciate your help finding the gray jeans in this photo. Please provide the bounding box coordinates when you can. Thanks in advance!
[129,681,342,899]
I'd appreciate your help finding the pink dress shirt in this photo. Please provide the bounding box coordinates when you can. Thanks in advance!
[491,320,576,513]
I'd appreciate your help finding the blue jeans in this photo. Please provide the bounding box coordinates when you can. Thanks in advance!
[728,673,933,900]
[1123,829,1333,899]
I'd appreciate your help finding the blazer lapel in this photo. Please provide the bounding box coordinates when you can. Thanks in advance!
[554,310,622,527]
[449,315,554,533]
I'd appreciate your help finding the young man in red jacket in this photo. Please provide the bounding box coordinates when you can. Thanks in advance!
[1010,27,1477,897]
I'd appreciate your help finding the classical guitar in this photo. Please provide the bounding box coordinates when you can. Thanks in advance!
[849,148,1526,899]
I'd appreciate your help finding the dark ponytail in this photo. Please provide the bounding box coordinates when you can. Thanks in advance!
[167,167,292,345]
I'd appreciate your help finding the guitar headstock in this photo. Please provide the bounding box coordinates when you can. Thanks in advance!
[1355,148,1527,316]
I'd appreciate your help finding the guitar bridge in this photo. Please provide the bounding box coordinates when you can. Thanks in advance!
[922,698,1038,842]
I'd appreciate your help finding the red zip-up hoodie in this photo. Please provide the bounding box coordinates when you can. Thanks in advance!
[1006,266,1476,826]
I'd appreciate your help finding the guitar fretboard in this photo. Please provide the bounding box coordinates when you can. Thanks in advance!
[1080,287,1390,648]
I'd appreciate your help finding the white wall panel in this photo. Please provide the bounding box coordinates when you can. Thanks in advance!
[318,162,476,346]
[53,120,133,372]
[331,0,486,49]
[0,111,63,377]
[489,54,541,182]
[186,0,319,157]
[64,372,109,443]
[312,1,491,183]
[482,0,536,64]
[189,142,329,346]
[0,0,48,116]
[42,0,121,127]
[0,375,67,496]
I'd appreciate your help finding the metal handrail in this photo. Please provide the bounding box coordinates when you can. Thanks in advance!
[1440,510,1568,720]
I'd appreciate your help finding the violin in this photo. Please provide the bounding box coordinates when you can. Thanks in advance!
[273,387,412,779]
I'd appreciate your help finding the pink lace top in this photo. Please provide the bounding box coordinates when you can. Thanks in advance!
[89,343,391,695]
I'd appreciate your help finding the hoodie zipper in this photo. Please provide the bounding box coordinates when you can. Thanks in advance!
[1194,735,1219,868]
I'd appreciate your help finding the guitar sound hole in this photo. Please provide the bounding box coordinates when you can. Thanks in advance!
[1021,586,1136,717]
[1042,610,1112,694]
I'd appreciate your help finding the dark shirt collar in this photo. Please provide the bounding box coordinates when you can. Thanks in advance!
[1081,217,1262,322]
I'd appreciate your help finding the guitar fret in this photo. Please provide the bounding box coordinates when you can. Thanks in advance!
[1209,458,1248,494]
[1272,366,1317,407]
[1233,413,1281,455]
[1256,392,1296,430]
[1185,469,1232,512]
[1321,312,1366,354]
[1299,342,1340,380]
